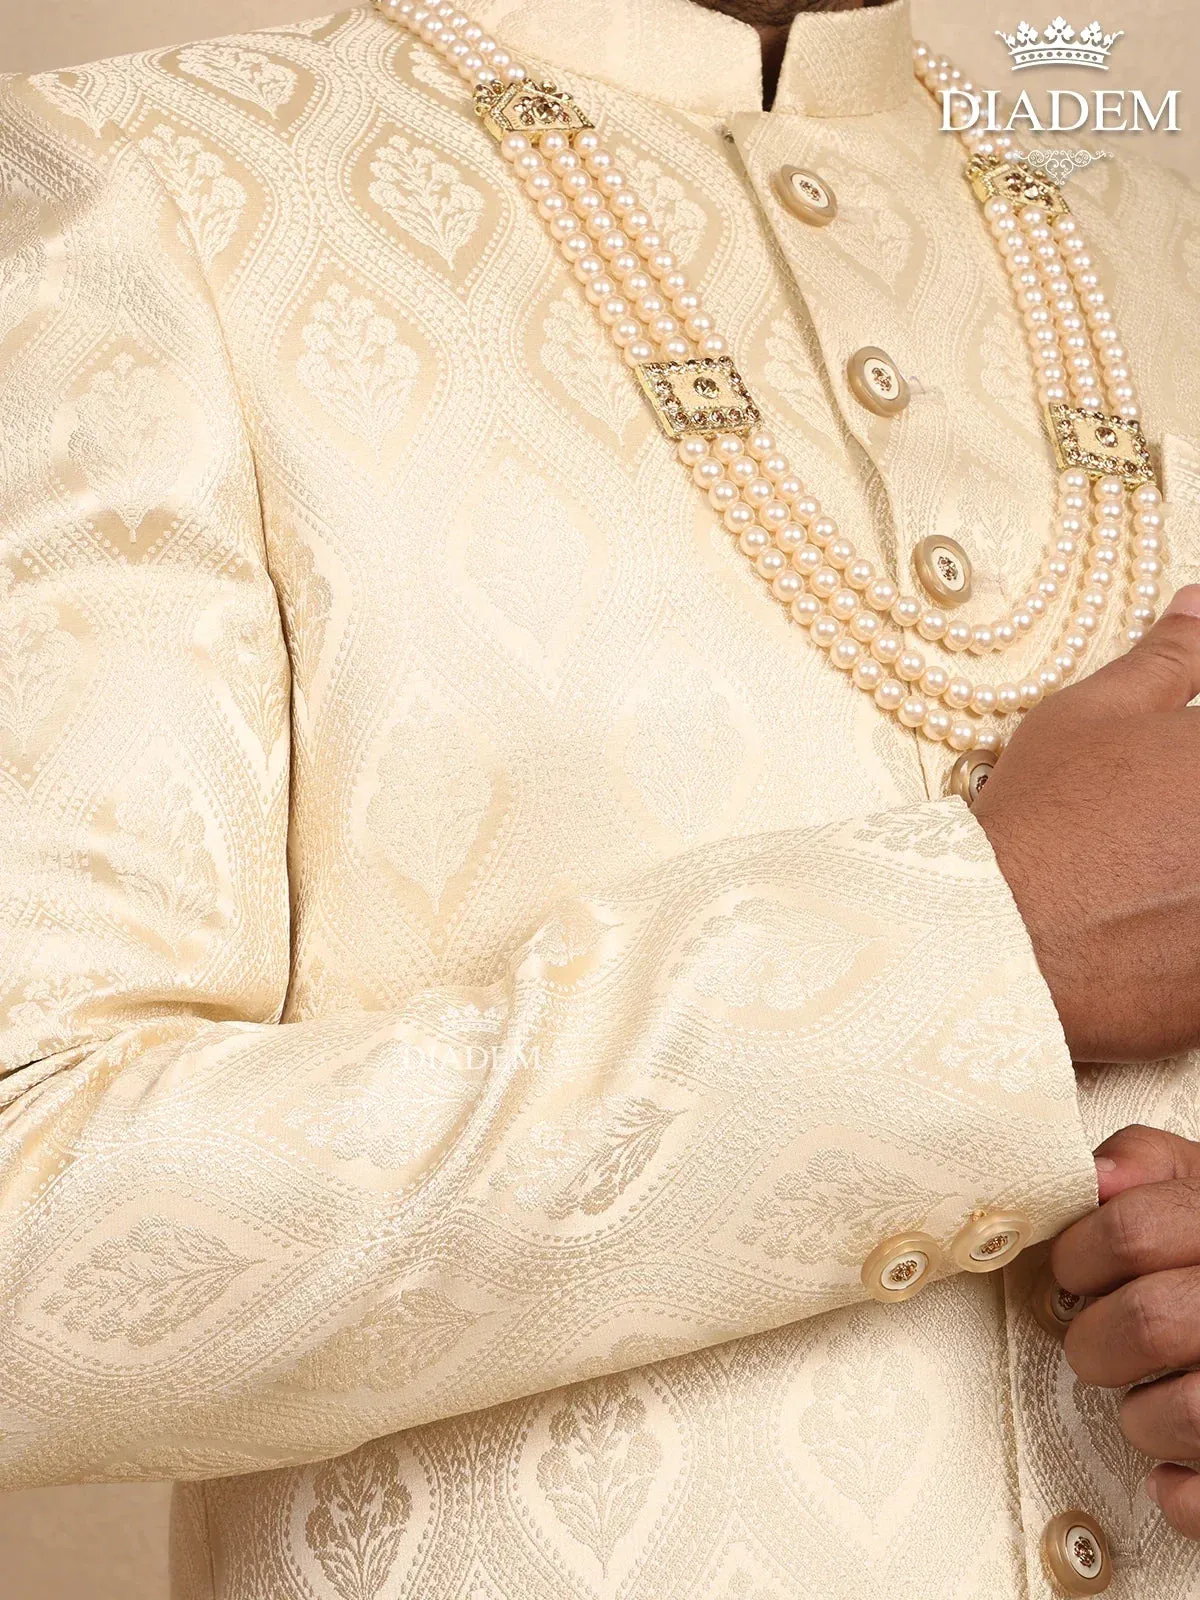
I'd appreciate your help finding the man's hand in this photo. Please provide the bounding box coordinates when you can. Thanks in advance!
[972,586,1200,1063]
[1052,1126,1200,1535]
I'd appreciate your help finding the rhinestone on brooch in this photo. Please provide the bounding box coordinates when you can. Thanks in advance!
[967,153,1071,220]
[634,356,761,439]
[475,78,594,142]
[1047,403,1154,487]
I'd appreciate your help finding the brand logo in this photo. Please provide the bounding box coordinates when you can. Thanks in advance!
[995,17,1123,71]
[940,17,1181,139]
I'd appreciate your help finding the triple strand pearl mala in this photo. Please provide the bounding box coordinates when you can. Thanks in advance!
[372,0,1166,773]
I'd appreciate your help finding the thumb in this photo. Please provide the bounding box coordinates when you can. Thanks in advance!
[1076,586,1200,717]
[1093,1124,1200,1202]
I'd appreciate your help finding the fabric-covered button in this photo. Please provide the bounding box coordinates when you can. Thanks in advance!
[948,748,997,806]
[772,165,838,226]
[846,346,910,417]
[949,1210,1032,1273]
[913,535,973,605]
[861,1232,941,1303]
[1041,1510,1111,1595]
[1031,1262,1092,1339]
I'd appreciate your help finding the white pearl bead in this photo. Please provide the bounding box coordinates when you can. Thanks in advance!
[874,680,906,713]
[944,678,972,710]
[791,594,821,627]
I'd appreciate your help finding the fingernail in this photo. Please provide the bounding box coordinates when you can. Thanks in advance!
[1165,586,1200,620]
[1095,1156,1117,1173]
[1146,1473,1161,1505]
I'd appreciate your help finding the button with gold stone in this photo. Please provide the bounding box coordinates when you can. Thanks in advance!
[861,1231,941,1303]
[846,346,910,417]
[772,165,838,227]
[948,748,997,806]
[1031,1261,1092,1339]
[949,1210,1032,1273]
[913,535,972,605]
[1041,1510,1111,1595]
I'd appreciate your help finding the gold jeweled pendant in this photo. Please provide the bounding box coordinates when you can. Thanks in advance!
[635,356,761,439]
[966,153,1070,220]
[474,79,593,142]
[1047,403,1154,487]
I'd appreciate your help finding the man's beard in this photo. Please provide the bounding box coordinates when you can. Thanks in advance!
[690,0,868,23]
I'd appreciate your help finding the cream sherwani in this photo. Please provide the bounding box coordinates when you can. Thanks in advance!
[3,0,1200,1594]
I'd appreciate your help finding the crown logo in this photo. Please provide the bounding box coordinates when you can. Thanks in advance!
[995,18,1123,70]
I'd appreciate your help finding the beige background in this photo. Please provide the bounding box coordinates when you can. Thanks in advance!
[0,1,1194,1596]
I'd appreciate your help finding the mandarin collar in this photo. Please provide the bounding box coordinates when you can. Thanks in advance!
[468,0,914,120]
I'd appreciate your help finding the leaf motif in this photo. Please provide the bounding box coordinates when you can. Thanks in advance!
[620,656,743,838]
[738,1148,938,1265]
[42,1217,254,1346]
[105,758,221,948]
[288,1287,478,1392]
[674,897,866,1011]
[536,1376,661,1569]
[297,283,419,459]
[305,1446,411,1600]
[68,353,191,537]
[798,1316,930,1517]
[540,289,639,440]
[368,134,483,268]
[366,695,492,910]
[284,1034,486,1169]
[464,457,588,647]
[140,125,247,272]
[0,568,79,752]
[492,1095,679,1218]
[276,537,333,700]
[940,972,1070,1098]
[176,44,298,117]
[29,66,128,137]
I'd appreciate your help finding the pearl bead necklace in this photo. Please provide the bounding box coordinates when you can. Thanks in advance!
[371,0,1166,760]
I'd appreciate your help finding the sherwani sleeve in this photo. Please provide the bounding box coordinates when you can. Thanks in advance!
[0,78,1097,1489]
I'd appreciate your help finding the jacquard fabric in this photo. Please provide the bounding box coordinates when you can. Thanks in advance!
[1,1,1199,1595]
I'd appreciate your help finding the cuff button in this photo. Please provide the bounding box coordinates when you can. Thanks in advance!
[862,1232,941,1303]
[950,1210,1031,1272]
[1031,1262,1092,1338]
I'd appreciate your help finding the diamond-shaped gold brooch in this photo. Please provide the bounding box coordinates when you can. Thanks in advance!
[967,155,1070,220]
[475,79,593,143]
[634,357,761,439]
[1046,404,1155,488]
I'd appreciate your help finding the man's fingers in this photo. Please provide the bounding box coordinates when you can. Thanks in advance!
[1064,1266,1200,1387]
[1092,1125,1200,1204]
[1148,1464,1200,1537]
[1052,1176,1200,1296]
[1120,1372,1200,1462]
[1072,586,1200,717]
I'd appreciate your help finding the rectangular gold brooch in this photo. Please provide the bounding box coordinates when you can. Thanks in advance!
[475,80,594,142]
[635,357,762,439]
[1046,403,1155,488]
[966,154,1071,220]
